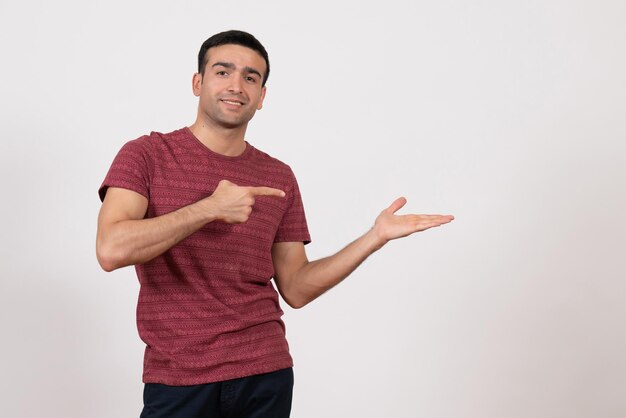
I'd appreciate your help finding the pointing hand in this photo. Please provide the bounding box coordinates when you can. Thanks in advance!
[209,179,285,223]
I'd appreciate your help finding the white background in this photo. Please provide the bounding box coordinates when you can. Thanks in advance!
[1,1,625,417]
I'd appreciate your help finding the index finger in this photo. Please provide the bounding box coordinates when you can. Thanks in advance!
[247,186,286,197]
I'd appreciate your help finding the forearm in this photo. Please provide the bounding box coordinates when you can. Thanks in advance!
[97,180,286,272]
[274,197,454,308]
[290,228,386,307]
[97,198,216,271]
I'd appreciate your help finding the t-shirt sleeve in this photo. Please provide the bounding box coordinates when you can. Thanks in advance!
[98,137,152,202]
[274,168,311,245]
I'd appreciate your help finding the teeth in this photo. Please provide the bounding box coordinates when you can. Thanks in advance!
[223,100,242,106]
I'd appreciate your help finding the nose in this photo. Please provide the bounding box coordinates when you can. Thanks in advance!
[228,74,243,93]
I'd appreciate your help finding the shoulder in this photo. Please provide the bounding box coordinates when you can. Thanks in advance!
[250,145,294,176]
[134,128,185,147]
[120,127,187,156]
[119,131,156,154]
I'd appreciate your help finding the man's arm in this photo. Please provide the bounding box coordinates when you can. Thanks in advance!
[271,197,454,309]
[96,180,285,272]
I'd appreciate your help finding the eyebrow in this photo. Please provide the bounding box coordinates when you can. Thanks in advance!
[211,62,262,79]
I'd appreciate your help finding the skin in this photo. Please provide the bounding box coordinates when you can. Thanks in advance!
[189,44,267,156]
[96,43,454,308]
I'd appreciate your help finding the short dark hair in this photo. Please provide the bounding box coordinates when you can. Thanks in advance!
[198,30,270,86]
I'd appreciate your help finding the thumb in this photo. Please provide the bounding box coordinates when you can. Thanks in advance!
[385,197,407,214]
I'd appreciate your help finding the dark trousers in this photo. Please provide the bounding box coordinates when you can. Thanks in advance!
[140,368,294,418]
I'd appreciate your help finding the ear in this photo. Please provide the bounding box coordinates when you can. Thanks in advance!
[192,73,202,97]
[257,86,267,110]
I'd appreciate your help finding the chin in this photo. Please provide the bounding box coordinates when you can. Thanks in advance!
[218,114,254,129]
[216,118,247,130]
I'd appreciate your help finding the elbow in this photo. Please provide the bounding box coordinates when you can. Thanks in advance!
[280,280,322,309]
[96,251,118,272]
[287,300,307,310]
[98,258,117,273]
[96,241,123,272]
[283,293,310,310]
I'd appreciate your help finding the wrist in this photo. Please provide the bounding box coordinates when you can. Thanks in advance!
[366,226,388,252]
[198,195,221,223]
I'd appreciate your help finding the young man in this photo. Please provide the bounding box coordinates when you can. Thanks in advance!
[96,30,454,418]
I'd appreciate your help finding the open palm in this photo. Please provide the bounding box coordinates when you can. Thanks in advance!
[373,197,454,243]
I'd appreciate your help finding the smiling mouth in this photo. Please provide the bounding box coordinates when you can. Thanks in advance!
[221,99,244,106]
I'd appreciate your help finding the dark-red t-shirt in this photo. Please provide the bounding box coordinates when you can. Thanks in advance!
[99,127,311,385]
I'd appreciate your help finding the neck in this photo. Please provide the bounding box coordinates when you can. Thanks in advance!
[188,117,248,157]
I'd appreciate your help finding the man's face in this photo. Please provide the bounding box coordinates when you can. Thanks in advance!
[193,44,267,130]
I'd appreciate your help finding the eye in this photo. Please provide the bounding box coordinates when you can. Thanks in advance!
[245,76,257,83]
[216,70,228,76]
